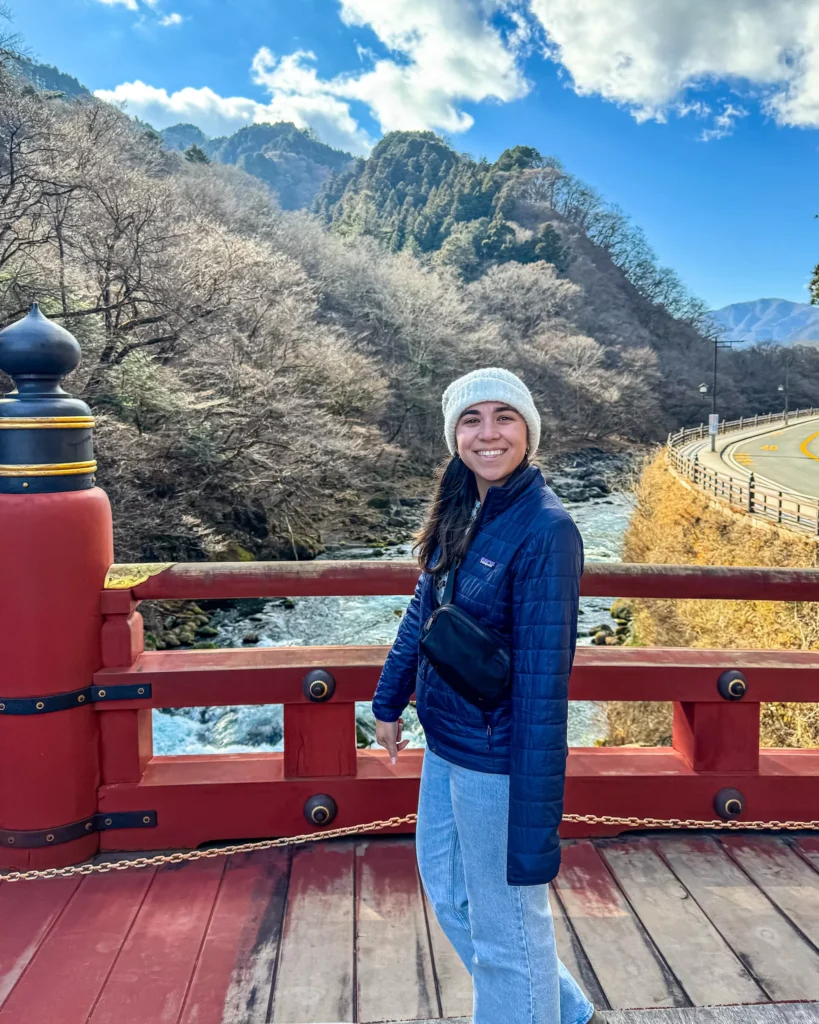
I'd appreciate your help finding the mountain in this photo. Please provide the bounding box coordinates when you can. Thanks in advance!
[313,134,570,280]
[710,298,819,344]
[159,121,354,211]
[15,59,90,98]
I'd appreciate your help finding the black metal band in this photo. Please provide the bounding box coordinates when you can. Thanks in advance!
[1,811,157,849]
[0,683,152,715]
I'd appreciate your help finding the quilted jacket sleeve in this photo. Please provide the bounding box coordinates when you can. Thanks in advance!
[507,516,584,886]
[371,570,426,723]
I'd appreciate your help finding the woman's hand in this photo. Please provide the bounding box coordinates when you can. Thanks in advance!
[375,717,410,764]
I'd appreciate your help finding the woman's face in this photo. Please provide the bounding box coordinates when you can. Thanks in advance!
[455,401,528,488]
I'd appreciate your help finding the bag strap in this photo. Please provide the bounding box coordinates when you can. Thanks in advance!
[441,557,459,606]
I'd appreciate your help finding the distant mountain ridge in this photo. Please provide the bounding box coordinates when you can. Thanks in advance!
[159,122,354,211]
[710,298,819,343]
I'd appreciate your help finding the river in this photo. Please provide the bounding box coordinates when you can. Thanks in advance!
[153,487,635,755]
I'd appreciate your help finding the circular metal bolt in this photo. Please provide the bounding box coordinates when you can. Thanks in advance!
[143,816,151,824]
[7,837,14,844]
[0,703,5,711]
[22,482,28,488]
[46,834,54,843]
[77,694,86,703]
[714,787,745,821]
[35,702,44,710]
[97,689,106,698]
[104,818,112,826]
[137,687,145,695]
[302,669,336,703]
[304,794,337,827]
[717,670,747,701]
[85,822,93,830]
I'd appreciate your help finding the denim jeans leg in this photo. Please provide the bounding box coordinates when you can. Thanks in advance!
[416,748,475,973]
[448,757,595,1024]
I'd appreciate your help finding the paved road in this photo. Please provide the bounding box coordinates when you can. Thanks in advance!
[678,416,819,499]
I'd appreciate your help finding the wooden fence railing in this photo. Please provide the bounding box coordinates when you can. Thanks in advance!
[85,561,819,856]
[667,408,819,535]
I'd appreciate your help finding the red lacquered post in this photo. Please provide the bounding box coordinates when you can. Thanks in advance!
[0,305,112,868]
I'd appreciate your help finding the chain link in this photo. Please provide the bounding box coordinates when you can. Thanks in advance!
[2,811,818,883]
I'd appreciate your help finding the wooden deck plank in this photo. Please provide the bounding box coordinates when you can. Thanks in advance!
[356,838,438,1024]
[179,849,290,1024]
[721,836,819,951]
[404,1006,819,1023]
[87,857,226,1024]
[549,885,608,1010]
[658,837,819,1002]
[0,870,155,1024]
[600,839,765,1007]
[422,891,473,1020]
[793,836,819,874]
[0,876,81,1011]
[553,840,686,1010]
[270,842,354,1024]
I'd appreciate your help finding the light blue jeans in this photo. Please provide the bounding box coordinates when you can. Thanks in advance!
[416,747,595,1024]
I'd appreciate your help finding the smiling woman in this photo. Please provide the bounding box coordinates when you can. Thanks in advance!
[371,366,596,1024]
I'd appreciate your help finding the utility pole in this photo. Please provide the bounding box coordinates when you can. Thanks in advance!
[778,349,791,426]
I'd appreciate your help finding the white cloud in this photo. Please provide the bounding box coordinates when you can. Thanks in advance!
[159,12,183,26]
[94,79,374,153]
[529,0,819,133]
[93,0,139,9]
[94,0,819,152]
[96,1,531,151]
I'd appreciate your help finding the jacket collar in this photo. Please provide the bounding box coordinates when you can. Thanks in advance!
[478,462,542,527]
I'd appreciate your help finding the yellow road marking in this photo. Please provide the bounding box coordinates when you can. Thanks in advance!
[760,444,779,451]
[800,430,819,462]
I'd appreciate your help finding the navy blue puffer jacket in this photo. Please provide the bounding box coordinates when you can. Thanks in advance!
[371,464,584,886]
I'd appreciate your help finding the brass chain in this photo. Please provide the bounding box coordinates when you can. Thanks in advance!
[3,811,819,883]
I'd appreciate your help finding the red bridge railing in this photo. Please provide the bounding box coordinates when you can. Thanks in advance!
[83,561,819,857]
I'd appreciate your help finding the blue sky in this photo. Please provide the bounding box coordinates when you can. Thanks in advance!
[13,0,819,310]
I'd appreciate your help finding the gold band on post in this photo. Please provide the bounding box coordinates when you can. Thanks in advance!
[0,460,97,477]
[0,416,95,430]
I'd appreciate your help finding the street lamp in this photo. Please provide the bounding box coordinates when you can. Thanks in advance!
[699,383,708,398]
[708,337,745,451]
[778,383,789,425]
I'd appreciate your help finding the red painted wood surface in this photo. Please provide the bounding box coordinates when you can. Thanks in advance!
[283,703,357,778]
[93,747,819,852]
[0,876,82,1010]
[673,702,760,773]
[99,709,153,785]
[179,850,290,1024]
[94,645,819,707]
[129,559,819,602]
[0,870,155,1024]
[86,857,226,1024]
[0,488,113,869]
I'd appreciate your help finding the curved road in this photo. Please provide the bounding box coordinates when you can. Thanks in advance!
[678,415,819,500]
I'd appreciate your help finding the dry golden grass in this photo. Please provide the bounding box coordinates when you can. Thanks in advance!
[605,449,819,748]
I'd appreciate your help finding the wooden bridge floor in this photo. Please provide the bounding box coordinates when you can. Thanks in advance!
[1,833,819,1024]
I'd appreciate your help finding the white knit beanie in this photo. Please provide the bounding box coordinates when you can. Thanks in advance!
[442,367,541,457]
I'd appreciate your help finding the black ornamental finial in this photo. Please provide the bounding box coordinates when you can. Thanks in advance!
[0,304,96,494]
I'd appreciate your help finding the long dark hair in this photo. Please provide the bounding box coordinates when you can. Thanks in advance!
[413,453,531,573]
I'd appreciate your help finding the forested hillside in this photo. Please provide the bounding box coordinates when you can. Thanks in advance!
[4,64,819,563]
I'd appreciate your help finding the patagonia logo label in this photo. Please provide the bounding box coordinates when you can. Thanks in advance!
[479,557,496,568]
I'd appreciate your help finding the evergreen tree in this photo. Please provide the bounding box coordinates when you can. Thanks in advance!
[184,144,210,164]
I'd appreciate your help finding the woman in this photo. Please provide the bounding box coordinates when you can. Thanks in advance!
[372,367,597,1024]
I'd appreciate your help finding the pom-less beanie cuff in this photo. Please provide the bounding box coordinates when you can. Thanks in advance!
[442,367,541,457]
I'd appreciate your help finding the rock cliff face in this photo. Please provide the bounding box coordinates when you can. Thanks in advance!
[710,298,819,344]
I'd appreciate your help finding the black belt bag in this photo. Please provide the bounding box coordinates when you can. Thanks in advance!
[419,558,511,710]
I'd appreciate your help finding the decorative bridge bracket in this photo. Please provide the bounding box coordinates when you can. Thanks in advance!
[0,683,152,715]
[1,811,158,849]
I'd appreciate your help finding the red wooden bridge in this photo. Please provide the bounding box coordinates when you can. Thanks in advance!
[2,306,819,1023]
